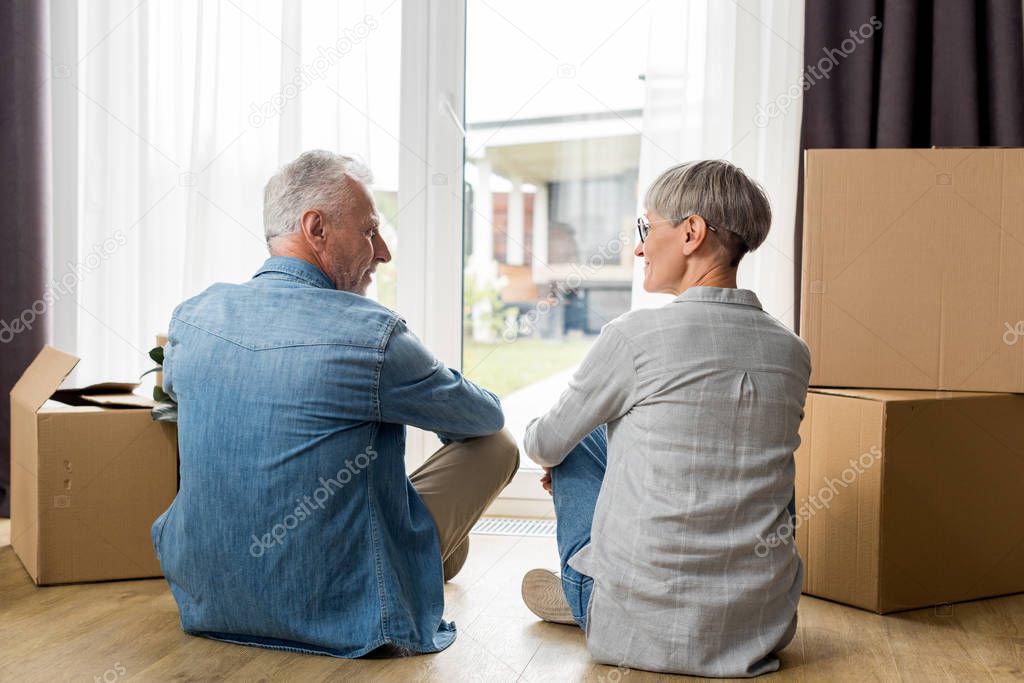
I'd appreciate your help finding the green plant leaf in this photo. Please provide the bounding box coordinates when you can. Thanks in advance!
[140,367,161,379]
[149,346,164,365]
[153,385,170,402]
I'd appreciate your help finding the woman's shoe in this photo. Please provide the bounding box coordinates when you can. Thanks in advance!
[521,568,576,625]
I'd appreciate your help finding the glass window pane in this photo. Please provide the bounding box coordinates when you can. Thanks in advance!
[463,1,649,474]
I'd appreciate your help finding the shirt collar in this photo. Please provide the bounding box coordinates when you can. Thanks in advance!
[253,256,336,290]
[672,286,763,309]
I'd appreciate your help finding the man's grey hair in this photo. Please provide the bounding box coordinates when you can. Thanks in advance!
[263,150,373,245]
[644,159,771,267]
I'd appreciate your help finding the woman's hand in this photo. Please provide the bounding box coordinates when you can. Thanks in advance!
[540,466,552,495]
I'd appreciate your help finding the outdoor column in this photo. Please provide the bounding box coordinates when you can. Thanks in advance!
[471,157,494,271]
[531,181,549,282]
[506,176,525,266]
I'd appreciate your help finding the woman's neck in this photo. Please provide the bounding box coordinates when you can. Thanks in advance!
[675,263,738,294]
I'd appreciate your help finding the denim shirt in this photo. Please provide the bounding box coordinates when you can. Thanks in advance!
[151,256,504,657]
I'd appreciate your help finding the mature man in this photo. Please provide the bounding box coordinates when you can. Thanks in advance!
[152,150,518,656]
[520,160,810,677]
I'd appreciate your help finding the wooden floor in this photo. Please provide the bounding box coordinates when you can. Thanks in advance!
[1,518,1022,682]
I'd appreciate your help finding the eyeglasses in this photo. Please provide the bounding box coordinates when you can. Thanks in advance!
[637,214,719,243]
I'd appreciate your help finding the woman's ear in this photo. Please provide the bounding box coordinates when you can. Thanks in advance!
[681,216,703,255]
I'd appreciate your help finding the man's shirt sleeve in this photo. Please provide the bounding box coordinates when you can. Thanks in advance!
[378,318,505,442]
[162,318,179,402]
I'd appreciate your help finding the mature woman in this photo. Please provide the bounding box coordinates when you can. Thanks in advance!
[521,160,811,678]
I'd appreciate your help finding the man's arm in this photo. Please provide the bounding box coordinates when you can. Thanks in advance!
[377,318,504,442]
[523,324,637,467]
[161,321,178,402]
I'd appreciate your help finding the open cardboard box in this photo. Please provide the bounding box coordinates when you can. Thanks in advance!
[10,345,178,585]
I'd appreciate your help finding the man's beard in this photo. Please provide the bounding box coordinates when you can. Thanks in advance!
[329,263,370,294]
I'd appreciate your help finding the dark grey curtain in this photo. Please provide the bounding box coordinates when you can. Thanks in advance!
[795,0,1024,332]
[0,1,52,517]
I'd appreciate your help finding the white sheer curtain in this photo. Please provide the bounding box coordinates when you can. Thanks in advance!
[54,0,400,385]
[632,0,805,328]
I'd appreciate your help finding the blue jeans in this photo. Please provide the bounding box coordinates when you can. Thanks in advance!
[549,426,607,630]
[550,425,798,632]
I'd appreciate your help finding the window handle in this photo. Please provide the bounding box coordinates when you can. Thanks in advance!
[439,96,467,138]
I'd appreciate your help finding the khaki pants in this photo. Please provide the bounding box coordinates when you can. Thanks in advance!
[409,428,519,580]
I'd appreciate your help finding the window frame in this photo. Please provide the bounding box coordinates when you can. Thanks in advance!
[397,0,466,469]
[399,0,553,515]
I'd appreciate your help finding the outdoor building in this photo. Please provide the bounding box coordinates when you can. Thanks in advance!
[465,112,640,342]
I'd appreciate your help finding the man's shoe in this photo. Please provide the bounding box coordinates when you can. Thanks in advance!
[521,568,576,625]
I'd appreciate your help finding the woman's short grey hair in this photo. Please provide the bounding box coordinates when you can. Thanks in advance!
[644,160,771,267]
[263,150,373,245]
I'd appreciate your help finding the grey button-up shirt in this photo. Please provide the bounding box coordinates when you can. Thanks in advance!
[524,287,810,677]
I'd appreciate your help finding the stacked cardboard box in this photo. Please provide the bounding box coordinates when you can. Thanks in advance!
[10,345,178,585]
[796,148,1024,613]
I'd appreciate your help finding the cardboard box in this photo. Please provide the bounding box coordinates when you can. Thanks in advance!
[10,345,178,585]
[801,148,1024,392]
[794,388,1024,613]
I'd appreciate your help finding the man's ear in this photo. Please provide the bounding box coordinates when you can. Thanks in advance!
[299,209,326,248]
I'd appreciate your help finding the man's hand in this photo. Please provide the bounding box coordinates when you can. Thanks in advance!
[540,466,552,496]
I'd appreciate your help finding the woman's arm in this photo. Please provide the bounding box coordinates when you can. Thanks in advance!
[523,323,638,467]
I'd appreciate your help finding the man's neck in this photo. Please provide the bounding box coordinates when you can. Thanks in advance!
[270,240,315,265]
[269,241,335,288]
